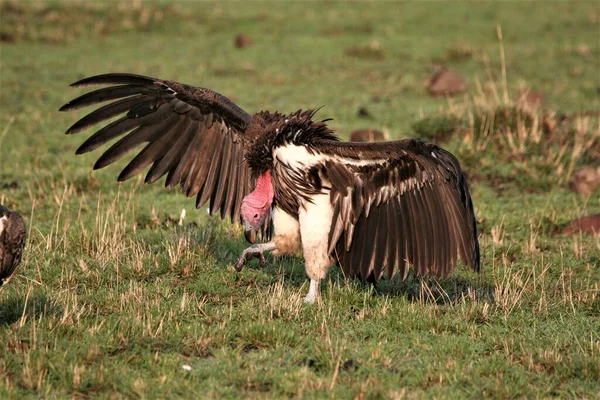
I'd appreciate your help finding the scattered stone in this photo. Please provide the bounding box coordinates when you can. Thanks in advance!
[576,44,590,57]
[428,69,467,96]
[357,107,372,119]
[0,32,15,43]
[234,34,252,48]
[568,166,600,196]
[349,129,384,143]
[515,89,545,110]
[561,214,600,236]
[569,68,581,78]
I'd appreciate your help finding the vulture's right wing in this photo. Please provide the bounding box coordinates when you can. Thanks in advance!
[320,139,480,281]
[60,73,253,223]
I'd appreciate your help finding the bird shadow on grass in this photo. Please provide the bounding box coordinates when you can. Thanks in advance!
[0,291,62,327]
[345,271,496,305]
[239,253,495,306]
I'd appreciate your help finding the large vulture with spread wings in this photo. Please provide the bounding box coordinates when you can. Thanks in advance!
[60,73,480,303]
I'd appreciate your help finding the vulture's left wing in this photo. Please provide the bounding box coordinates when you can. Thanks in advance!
[60,73,253,223]
[321,139,480,281]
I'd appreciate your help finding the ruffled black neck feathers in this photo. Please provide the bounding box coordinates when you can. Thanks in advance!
[244,109,338,177]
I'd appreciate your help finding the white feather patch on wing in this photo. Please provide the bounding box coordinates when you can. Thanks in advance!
[275,143,427,208]
[273,143,386,169]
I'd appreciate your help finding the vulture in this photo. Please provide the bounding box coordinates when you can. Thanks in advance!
[0,205,27,286]
[60,73,480,303]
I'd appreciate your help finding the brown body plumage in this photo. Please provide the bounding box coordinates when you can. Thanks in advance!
[60,73,480,302]
[0,205,27,286]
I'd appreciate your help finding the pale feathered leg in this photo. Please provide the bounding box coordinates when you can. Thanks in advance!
[271,207,301,256]
[304,279,320,304]
[298,193,334,304]
[234,242,276,272]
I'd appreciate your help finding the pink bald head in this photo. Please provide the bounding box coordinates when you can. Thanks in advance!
[241,171,274,242]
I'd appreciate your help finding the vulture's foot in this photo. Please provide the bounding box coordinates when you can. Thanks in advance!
[304,279,320,304]
[234,242,276,272]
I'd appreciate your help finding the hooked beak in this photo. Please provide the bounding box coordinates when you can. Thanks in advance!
[243,220,257,244]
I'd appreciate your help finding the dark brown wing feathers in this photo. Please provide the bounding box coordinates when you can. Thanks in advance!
[325,139,479,281]
[0,206,27,286]
[60,73,254,221]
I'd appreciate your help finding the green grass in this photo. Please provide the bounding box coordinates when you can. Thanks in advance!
[1,1,599,398]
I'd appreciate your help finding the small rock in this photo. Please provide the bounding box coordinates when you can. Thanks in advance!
[428,69,467,96]
[349,129,384,143]
[568,166,600,196]
[576,44,590,57]
[569,68,581,78]
[561,214,600,236]
[515,89,545,110]
[0,32,15,43]
[234,34,252,48]
[357,107,372,119]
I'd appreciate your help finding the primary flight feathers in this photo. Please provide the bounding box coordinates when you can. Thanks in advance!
[60,73,252,223]
[60,73,479,300]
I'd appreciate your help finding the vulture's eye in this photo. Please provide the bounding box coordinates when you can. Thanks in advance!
[253,213,259,219]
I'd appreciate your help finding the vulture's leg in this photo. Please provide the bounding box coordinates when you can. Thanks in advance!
[271,207,301,256]
[234,242,276,272]
[299,193,334,304]
[304,279,320,304]
[235,208,300,272]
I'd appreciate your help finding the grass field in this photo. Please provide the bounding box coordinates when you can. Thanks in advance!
[1,1,599,398]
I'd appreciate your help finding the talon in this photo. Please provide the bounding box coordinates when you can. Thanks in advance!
[304,279,320,304]
[234,252,248,272]
[234,258,245,272]
[234,242,276,272]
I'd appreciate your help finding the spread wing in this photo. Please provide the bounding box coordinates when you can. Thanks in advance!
[60,73,253,222]
[323,139,480,281]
